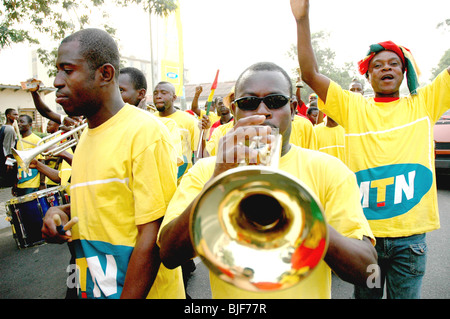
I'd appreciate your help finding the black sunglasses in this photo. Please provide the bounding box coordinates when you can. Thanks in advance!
[232,94,290,111]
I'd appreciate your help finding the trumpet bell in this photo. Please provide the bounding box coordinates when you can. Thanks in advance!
[190,166,328,292]
[11,148,28,171]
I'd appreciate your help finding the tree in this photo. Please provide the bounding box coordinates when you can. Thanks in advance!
[287,31,358,101]
[436,18,450,32]
[1,0,177,75]
[431,48,450,81]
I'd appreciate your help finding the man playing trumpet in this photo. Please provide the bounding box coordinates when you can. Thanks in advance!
[158,62,377,299]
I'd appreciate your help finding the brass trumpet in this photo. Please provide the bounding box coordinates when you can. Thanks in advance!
[11,123,87,172]
[37,123,86,157]
[190,128,328,292]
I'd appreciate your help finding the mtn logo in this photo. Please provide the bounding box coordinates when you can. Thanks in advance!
[355,164,433,220]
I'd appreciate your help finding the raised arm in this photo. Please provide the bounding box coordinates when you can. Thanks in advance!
[290,0,330,102]
[190,85,203,117]
[30,89,64,124]
[29,82,80,126]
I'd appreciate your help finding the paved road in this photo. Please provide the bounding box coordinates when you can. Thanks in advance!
[1,175,449,299]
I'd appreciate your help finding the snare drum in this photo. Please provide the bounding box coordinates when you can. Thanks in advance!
[5,186,69,249]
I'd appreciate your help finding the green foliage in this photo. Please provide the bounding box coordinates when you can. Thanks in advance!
[436,18,450,31]
[287,31,360,101]
[430,48,450,81]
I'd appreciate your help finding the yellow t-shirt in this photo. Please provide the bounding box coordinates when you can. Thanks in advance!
[70,104,184,299]
[205,121,234,156]
[16,133,42,189]
[160,145,374,299]
[321,70,450,237]
[313,122,345,162]
[44,133,73,187]
[152,115,183,167]
[290,115,318,150]
[155,110,200,152]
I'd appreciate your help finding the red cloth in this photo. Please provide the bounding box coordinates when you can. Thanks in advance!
[297,101,308,117]
[357,40,408,75]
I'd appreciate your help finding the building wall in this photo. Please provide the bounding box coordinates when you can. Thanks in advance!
[0,88,59,133]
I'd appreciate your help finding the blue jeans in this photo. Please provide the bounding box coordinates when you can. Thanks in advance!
[354,233,427,299]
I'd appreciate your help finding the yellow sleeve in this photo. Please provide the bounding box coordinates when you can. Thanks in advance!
[133,136,178,225]
[205,126,222,156]
[158,157,215,241]
[290,116,318,150]
[321,81,366,129]
[418,69,450,123]
[58,161,72,187]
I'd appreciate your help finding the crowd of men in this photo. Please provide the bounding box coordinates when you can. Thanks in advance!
[0,0,449,300]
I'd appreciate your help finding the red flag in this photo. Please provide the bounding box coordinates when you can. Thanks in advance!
[211,69,220,90]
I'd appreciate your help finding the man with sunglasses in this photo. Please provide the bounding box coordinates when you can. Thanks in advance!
[291,0,450,298]
[205,92,318,157]
[158,62,377,299]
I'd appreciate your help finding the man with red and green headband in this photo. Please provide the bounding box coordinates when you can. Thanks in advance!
[291,0,450,299]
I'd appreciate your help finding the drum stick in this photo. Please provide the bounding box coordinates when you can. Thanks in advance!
[52,214,78,234]
[63,217,78,231]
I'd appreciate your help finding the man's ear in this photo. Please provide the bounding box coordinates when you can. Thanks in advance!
[138,88,146,100]
[290,100,296,121]
[98,63,116,85]
[230,93,236,116]
[290,99,297,121]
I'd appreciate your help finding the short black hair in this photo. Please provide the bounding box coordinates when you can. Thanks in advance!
[120,67,147,91]
[61,28,120,79]
[154,81,176,94]
[5,108,16,117]
[19,114,33,124]
[351,78,364,89]
[235,62,293,96]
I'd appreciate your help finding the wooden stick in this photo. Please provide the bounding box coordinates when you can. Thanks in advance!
[52,214,62,226]
[52,215,78,234]
[63,217,78,231]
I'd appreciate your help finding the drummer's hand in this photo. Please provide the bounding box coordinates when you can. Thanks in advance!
[213,115,271,177]
[42,207,72,244]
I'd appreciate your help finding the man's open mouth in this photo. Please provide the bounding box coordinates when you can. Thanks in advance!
[381,74,394,80]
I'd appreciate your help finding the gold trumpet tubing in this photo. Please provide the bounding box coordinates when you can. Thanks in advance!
[41,138,77,157]
[39,127,82,157]
[37,130,65,146]
[11,123,87,171]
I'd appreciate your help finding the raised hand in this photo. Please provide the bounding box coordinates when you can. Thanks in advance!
[290,0,309,21]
